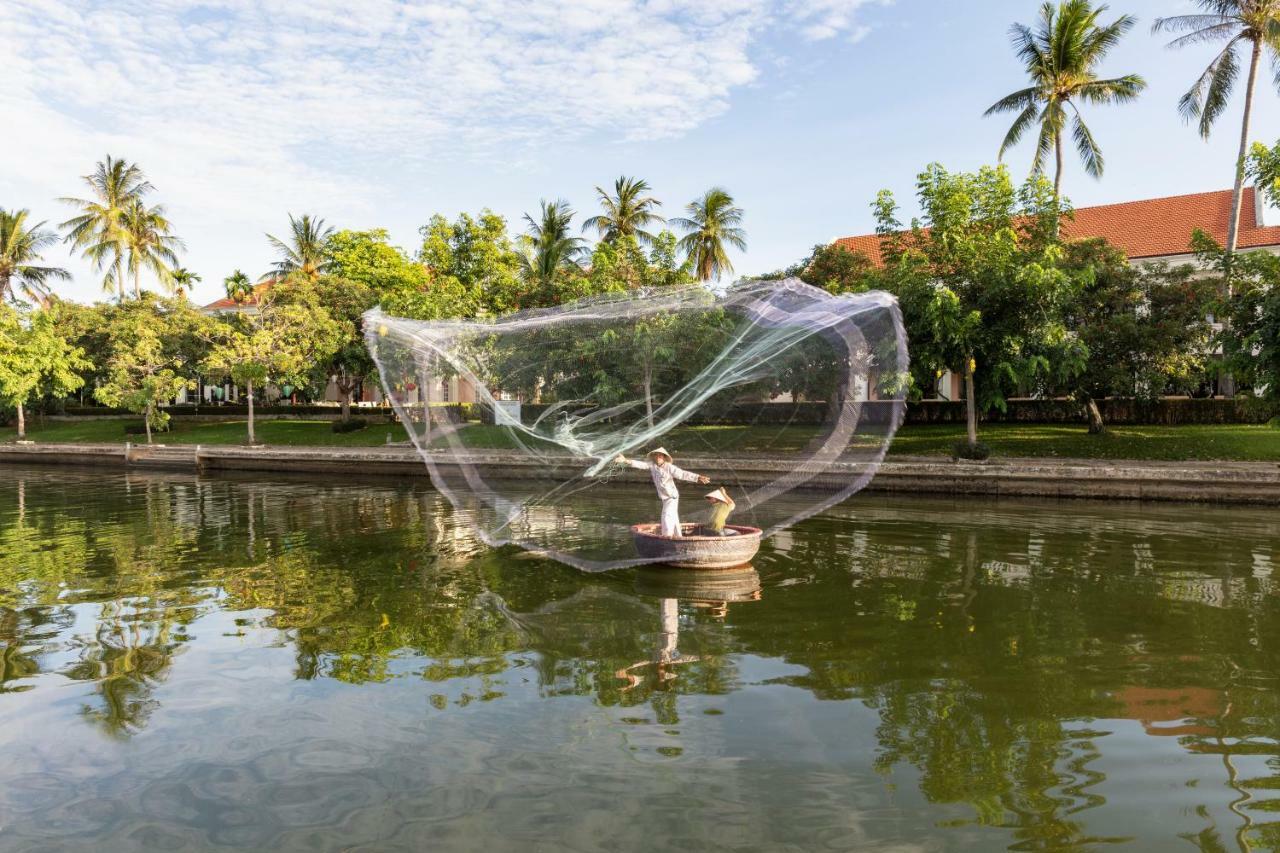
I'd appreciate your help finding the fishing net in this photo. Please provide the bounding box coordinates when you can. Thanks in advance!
[365,278,908,570]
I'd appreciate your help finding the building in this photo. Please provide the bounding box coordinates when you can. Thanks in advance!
[833,187,1280,399]
[834,186,1280,268]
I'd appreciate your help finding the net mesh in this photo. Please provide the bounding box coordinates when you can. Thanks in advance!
[365,278,908,570]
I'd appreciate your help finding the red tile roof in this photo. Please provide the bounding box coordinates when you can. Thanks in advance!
[834,188,1280,264]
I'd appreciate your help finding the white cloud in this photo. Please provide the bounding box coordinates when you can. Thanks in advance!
[0,0,882,300]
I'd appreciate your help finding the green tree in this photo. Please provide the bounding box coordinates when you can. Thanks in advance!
[93,298,194,442]
[517,200,586,303]
[1060,240,1215,431]
[60,155,153,300]
[985,0,1145,203]
[203,291,342,444]
[223,269,253,304]
[121,199,183,298]
[273,276,377,422]
[410,210,523,318]
[264,213,334,282]
[672,188,747,282]
[1155,0,1280,257]
[872,164,1081,452]
[0,209,69,305]
[1194,230,1280,399]
[169,267,200,300]
[327,229,429,295]
[582,176,664,246]
[0,304,90,438]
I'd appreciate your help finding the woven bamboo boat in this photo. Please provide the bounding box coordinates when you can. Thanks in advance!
[634,566,762,603]
[630,523,762,569]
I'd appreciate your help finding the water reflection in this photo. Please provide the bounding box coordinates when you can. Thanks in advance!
[0,467,1277,851]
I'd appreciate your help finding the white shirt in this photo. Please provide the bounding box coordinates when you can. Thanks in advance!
[625,458,702,500]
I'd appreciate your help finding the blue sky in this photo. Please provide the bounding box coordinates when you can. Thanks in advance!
[4,0,1277,306]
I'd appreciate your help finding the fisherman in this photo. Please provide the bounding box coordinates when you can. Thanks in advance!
[702,487,737,536]
[615,448,710,538]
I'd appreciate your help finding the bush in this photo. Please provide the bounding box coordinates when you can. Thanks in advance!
[331,417,369,434]
[123,421,169,436]
[1269,415,1280,429]
[951,440,991,461]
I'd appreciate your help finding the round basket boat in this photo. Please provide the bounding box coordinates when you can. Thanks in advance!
[630,523,762,569]
[634,566,762,603]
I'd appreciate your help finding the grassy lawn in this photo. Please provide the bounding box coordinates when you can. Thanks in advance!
[4,418,1278,461]
[428,422,1280,462]
[0,418,410,447]
[889,423,1280,462]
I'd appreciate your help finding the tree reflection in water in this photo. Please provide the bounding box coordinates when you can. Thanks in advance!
[0,467,1277,849]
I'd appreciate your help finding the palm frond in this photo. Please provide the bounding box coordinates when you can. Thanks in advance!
[1178,36,1243,136]
[984,86,1040,116]
[997,103,1041,160]
[1070,108,1105,178]
[1153,13,1236,36]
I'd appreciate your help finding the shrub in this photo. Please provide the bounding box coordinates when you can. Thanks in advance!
[951,440,991,461]
[124,421,169,436]
[331,417,368,434]
[1269,415,1280,429]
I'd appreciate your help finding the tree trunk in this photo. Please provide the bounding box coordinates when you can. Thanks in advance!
[1053,131,1065,237]
[1085,397,1105,435]
[16,401,25,439]
[247,379,256,445]
[1228,38,1263,259]
[642,359,654,428]
[964,362,978,448]
[144,404,152,444]
[1053,131,1064,199]
[342,390,352,423]
[134,265,141,300]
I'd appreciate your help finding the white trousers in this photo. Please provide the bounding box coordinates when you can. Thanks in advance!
[659,498,682,538]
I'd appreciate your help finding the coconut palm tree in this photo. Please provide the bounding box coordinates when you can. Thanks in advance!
[0,209,70,305]
[224,269,253,304]
[1155,0,1280,257]
[671,188,747,282]
[518,200,586,289]
[264,213,333,281]
[60,155,153,300]
[120,200,183,298]
[985,1,1145,204]
[169,267,201,300]
[582,176,665,245]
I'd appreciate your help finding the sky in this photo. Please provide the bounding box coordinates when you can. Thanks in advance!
[4,0,1278,307]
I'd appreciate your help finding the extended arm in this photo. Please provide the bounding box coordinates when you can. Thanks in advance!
[669,464,710,484]
[615,455,650,471]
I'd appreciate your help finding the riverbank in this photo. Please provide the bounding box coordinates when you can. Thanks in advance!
[3,441,1278,505]
[5,419,1280,460]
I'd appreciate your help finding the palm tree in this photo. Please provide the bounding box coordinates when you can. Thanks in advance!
[224,269,253,304]
[582,176,665,245]
[518,200,586,289]
[121,200,183,298]
[1155,0,1280,257]
[60,155,152,300]
[985,1,1146,203]
[169,267,201,300]
[264,213,333,281]
[671,188,747,281]
[0,209,70,305]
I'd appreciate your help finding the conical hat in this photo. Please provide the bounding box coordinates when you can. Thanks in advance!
[647,447,672,460]
[704,487,732,504]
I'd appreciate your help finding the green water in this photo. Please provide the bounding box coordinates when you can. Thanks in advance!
[1,467,1278,852]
